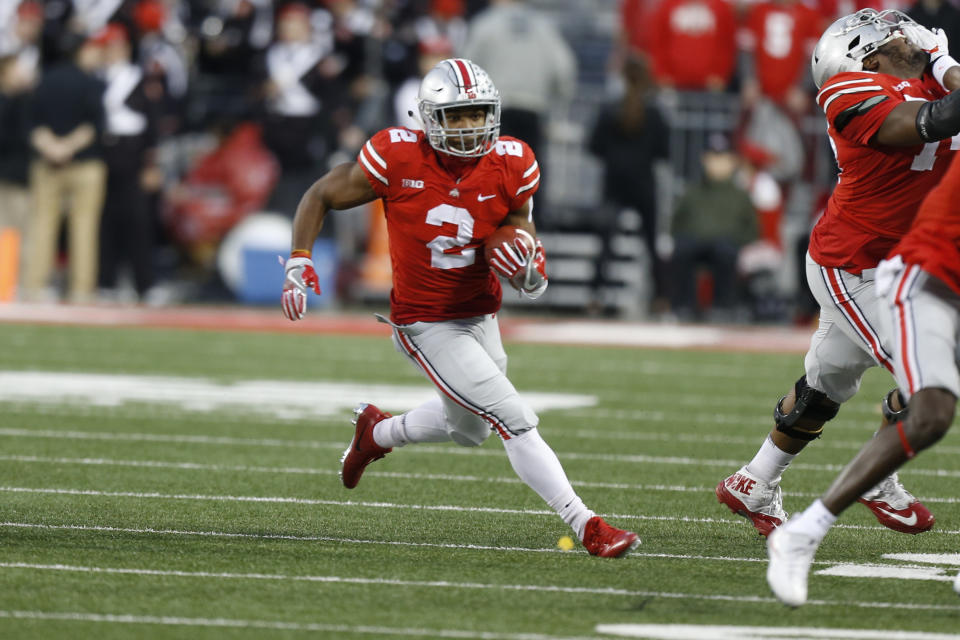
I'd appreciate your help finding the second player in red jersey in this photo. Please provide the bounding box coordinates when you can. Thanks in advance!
[812,70,952,272]
[764,115,960,610]
[719,9,960,542]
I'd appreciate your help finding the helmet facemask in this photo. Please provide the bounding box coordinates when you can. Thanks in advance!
[841,9,914,63]
[420,100,501,158]
[417,58,501,158]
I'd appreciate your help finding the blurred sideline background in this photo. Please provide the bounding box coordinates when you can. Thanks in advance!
[1,0,944,324]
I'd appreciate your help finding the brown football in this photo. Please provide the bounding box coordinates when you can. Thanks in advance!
[483,225,533,269]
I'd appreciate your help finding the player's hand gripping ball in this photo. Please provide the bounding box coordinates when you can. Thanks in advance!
[484,225,535,281]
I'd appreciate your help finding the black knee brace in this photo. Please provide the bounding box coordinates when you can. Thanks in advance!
[882,388,909,424]
[774,375,840,441]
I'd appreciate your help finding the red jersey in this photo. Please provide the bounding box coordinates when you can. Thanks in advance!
[357,128,540,324]
[893,152,960,296]
[743,2,823,104]
[810,71,952,274]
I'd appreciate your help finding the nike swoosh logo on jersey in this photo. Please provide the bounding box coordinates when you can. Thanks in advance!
[477,194,496,201]
[874,506,918,527]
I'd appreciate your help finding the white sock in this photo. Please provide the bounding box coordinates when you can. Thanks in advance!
[786,499,837,542]
[372,397,451,448]
[502,428,595,539]
[744,436,796,484]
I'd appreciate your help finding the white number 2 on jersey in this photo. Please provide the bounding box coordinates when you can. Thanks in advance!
[425,204,476,269]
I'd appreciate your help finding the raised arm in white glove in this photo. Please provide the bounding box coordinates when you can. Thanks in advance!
[902,23,957,88]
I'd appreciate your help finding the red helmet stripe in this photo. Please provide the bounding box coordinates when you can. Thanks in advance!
[453,58,473,92]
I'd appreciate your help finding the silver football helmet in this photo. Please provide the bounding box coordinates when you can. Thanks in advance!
[417,58,501,158]
[811,9,917,89]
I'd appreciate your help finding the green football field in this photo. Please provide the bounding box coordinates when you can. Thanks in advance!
[0,320,958,639]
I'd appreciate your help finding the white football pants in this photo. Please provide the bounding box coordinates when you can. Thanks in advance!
[373,313,595,537]
[388,313,538,447]
[804,252,895,403]
[878,262,960,402]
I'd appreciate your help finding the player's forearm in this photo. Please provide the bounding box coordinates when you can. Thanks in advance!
[942,64,960,92]
[290,181,328,252]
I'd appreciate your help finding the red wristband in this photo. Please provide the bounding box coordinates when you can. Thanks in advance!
[290,249,312,259]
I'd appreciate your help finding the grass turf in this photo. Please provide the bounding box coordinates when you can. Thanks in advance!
[0,321,958,639]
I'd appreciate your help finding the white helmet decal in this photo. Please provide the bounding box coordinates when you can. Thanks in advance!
[811,9,916,89]
[416,58,501,158]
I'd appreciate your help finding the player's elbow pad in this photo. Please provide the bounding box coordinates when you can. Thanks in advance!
[916,91,960,142]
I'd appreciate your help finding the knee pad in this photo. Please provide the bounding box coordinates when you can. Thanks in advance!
[774,375,840,441]
[882,388,909,424]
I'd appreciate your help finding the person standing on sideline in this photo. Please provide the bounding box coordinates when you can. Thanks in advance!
[22,31,107,303]
[97,23,161,303]
[767,147,960,606]
[716,9,960,537]
[279,58,639,557]
[462,0,576,210]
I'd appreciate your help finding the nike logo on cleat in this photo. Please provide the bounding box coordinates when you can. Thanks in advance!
[727,473,756,496]
[873,507,918,527]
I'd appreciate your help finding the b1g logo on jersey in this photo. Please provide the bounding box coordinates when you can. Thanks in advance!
[495,140,523,157]
[402,178,424,189]
[893,80,910,91]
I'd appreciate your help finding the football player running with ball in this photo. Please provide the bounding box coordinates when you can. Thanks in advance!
[280,58,639,558]
[717,9,960,538]
[768,145,960,607]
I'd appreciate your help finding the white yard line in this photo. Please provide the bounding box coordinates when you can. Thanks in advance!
[0,521,776,562]
[568,429,960,456]
[2,427,958,478]
[0,521,559,553]
[595,624,960,639]
[4,454,960,504]
[4,523,959,573]
[1,487,957,534]
[0,610,604,639]
[0,565,956,613]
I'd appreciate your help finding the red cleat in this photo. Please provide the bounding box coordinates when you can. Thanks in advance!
[715,468,786,538]
[340,403,392,489]
[582,516,639,558]
[857,472,935,534]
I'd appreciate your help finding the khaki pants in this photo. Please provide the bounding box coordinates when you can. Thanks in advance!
[0,180,30,231]
[23,159,106,302]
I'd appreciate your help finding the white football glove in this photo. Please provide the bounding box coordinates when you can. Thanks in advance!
[902,23,949,60]
[903,23,957,89]
[281,256,321,321]
[511,230,548,300]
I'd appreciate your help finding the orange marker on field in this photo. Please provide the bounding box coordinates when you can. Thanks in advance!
[0,228,21,302]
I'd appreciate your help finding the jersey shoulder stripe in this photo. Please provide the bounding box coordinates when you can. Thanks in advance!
[359,141,388,186]
[816,75,876,104]
[834,94,889,133]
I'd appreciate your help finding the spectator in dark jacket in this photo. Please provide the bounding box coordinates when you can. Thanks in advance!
[97,23,163,303]
[907,0,960,56]
[588,54,670,308]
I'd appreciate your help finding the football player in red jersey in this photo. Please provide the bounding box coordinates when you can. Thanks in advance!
[718,9,960,538]
[767,147,960,607]
[279,58,639,558]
